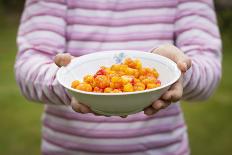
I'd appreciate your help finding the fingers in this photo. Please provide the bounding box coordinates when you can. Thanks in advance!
[70,98,125,118]
[162,76,183,102]
[144,99,171,116]
[71,97,92,114]
[120,115,128,118]
[54,53,73,67]
[152,44,192,73]
[144,106,158,116]
[152,100,171,110]
[177,59,192,73]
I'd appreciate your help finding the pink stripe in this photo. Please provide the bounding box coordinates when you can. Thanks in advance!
[50,68,65,105]
[45,105,181,123]
[175,25,219,38]
[188,57,220,100]
[176,134,189,155]
[18,38,65,50]
[67,31,173,42]
[43,117,184,138]
[26,0,66,6]
[68,0,176,11]
[183,60,200,97]
[22,11,65,23]
[178,0,214,8]
[43,133,182,153]
[176,9,216,24]
[68,16,174,26]
[19,23,65,36]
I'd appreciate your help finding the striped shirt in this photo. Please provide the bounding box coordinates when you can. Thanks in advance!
[15,0,222,154]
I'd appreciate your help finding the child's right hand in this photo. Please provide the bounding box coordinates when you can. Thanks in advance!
[54,53,95,115]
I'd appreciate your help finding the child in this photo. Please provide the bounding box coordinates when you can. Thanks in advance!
[15,0,221,154]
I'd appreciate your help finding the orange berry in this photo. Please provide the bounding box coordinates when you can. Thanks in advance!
[134,69,139,78]
[142,76,156,85]
[71,80,80,88]
[139,68,147,75]
[155,80,161,86]
[104,87,113,93]
[124,58,136,69]
[135,59,142,69]
[123,83,134,92]
[121,75,133,84]
[125,68,136,75]
[111,76,122,83]
[111,89,122,93]
[119,64,128,71]
[146,83,158,89]
[93,87,103,93]
[134,82,145,91]
[139,75,147,81]
[153,69,159,78]
[95,75,110,89]
[111,64,121,71]
[84,75,94,85]
[76,83,92,92]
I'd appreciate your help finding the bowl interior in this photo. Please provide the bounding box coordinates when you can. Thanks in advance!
[57,50,180,94]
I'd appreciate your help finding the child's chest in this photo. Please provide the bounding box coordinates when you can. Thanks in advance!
[66,0,177,55]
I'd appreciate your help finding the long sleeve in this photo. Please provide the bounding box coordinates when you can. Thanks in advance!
[175,0,222,101]
[14,0,71,105]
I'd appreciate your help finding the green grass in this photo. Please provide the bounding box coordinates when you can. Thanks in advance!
[0,17,43,155]
[0,15,232,155]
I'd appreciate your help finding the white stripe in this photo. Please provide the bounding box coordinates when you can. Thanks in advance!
[176,16,218,34]
[71,0,170,4]
[178,1,213,12]
[177,29,220,45]
[42,139,182,155]
[68,24,173,34]
[21,15,65,28]
[68,40,172,50]
[69,8,175,18]
[26,1,65,13]
[43,124,186,145]
[44,112,183,130]
[23,31,64,42]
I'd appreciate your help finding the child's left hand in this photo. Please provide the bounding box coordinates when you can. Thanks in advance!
[144,44,192,116]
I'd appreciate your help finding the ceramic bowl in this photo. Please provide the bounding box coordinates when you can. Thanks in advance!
[57,50,181,116]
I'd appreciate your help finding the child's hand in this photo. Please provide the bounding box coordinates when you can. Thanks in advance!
[54,53,97,115]
[144,44,192,116]
[54,53,126,117]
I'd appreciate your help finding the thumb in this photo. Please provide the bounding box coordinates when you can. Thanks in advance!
[176,56,192,73]
[162,45,191,72]
[54,53,73,67]
[154,44,191,73]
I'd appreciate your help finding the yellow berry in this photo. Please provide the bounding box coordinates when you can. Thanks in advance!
[111,64,121,71]
[76,83,92,92]
[95,75,110,89]
[134,82,145,91]
[93,87,103,93]
[83,75,94,85]
[146,83,158,89]
[123,83,134,92]
[111,89,122,93]
[71,80,80,88]
[135,59,142,69]
[104,87,113,93]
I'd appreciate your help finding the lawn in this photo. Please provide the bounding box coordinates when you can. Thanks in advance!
[0,14,232,155]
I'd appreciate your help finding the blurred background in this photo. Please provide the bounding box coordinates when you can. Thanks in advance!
[0,0,232,155]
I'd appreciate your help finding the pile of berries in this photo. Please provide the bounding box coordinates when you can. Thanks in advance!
[71,58,161,93]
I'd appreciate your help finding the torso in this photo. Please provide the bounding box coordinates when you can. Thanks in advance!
[42,0,189,154]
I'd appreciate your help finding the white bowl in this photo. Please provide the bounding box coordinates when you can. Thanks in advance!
[57,50,181,116]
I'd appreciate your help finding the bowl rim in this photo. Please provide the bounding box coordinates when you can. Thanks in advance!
[57,50,181,96]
